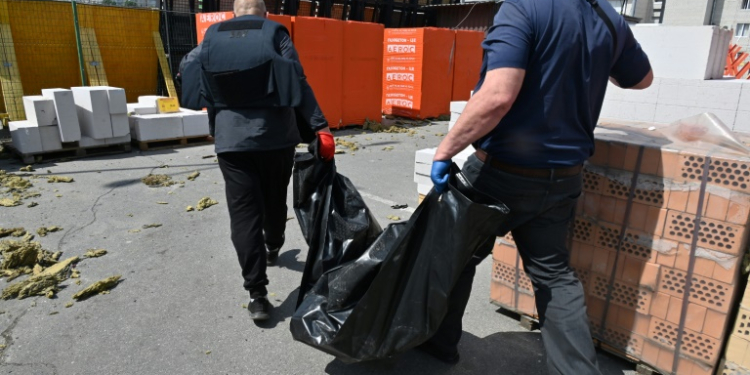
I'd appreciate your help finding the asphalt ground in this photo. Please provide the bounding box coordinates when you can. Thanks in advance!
[0,121,635,375]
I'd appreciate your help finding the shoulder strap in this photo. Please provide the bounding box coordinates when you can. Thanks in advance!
[586,0,618,55]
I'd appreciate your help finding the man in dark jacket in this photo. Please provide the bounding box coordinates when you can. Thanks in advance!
[200,0,335,321]
[177,44,205,110]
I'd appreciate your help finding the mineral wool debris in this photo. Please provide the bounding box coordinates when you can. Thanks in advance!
[141,174,175,187]
[196,197,218,211]
[72,275,121,300]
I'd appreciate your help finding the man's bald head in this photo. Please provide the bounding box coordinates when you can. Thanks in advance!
[234,0,267,17]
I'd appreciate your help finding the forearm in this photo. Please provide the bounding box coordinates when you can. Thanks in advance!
[434,94,511,161]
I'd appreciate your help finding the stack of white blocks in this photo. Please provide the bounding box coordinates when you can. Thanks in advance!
[71,86,131,148]
[414,100,474,196]
[128,96,210,142]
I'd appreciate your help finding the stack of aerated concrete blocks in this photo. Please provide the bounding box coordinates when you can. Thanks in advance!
[128,96,210,142]
[9,86,131,155]
[492,122,749,375]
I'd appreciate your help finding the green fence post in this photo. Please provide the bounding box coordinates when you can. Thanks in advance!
[72,0,87,86]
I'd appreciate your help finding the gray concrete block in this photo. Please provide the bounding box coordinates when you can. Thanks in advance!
[129,114,184,141]
[105,135,131,145]
[39,125,63,152]
[110,113,130,138]
[22,96,57,126]
[41,89,81,142]
[9,121,43,154]
[180,110,210,137]
[101,86,128,114]
[72,87,113,139]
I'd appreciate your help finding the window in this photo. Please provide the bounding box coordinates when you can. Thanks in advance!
[743,0,750,10]
[737,23,750,37]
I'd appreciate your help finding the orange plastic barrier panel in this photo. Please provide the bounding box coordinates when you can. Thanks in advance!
[268,14,293,35]
[342,21,384,126]
[383,28,454,119]
[293,17,344,127]
[452,30,484,101]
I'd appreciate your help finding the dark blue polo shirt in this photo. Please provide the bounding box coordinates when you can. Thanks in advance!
[472,0,651,168]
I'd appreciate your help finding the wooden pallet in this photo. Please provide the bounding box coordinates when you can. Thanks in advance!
[8,141,132,164]
[490,301,540,331]
[134,136,213,151]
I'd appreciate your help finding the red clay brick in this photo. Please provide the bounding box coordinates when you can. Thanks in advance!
[727,191,750,225]
[575,243,595,270]
[639,262,660,292]
[598,196,618,224]
[628,202,650,232]
[490,281,514,306]
[667,189,689,212]
[632,313,651,337]
[608,142,627,170]
[517,292,536,316]
[666,295,683,325]
[641,340,661,368]
[673,246,690,271]
[586,295,605,323]
[645,206,668,237]
[583,192,601,218]
[591,249,614,276]
[686,188,710,216]
[621,256,645,285]
[705,193,729,221]
[589,140,609,167]
[712,261,738,284]
[616,306,636,330]
[685,303,708,333]
[656,251,676,268]
[651,292,670,320]
[613,199,628,225]
[703,309,728,340]
[693,257,716,278]
[641,147,661,176]
[657,148,682,180]
[656,346,675,373]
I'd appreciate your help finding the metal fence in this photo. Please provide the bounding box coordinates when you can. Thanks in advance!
[0,0,482,122]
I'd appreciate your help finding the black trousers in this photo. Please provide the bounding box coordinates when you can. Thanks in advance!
[429,155,602,375]
[218,147,295,298]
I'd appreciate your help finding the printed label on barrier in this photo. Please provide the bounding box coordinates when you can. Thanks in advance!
[195,12,234,44]
[382,28,424,117]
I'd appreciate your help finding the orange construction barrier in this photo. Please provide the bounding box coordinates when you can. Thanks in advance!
[342,21,384,126]
[268,14,293,33]
[195,11,233,44]
[452,30,484,101]
[382,28,454,119]
[293,17,344,127]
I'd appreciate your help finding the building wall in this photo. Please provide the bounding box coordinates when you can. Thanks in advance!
[662,0,712,25]
[714,0,750,50]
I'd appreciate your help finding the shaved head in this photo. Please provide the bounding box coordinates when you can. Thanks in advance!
[234,0,267,17]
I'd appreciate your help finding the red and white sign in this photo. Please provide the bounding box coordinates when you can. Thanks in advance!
[195,11,234,44]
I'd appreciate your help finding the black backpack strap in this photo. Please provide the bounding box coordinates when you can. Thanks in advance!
[587,0,618,55]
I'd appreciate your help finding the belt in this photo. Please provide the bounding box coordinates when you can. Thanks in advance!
[474,149,582,179]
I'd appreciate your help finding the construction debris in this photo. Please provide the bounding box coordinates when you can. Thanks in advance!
[386,215,401,221]
[335,139,360,152]
[0,198,20,207]
[65,302,73,308]
[27,202,38,208]
[187,171,200,181]
[72,275,121,300]
[156,201,168,205]
[201,155,215,159]
[128,229,141,234]
[0,228,26,238]
[19,165,34,172]
[37,226,63,237]
[142,223,162,229]
[84,249,107,258]
[382,146,394,151]
[334,149,345,154]
[141,174,176,187]
[186,206,194,212]
[196,197,218,211]
[46,176,74,183]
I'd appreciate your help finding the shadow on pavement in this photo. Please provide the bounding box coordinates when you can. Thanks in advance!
[253,287,299,329]
[275,249,305,273]
[323,331,633,375]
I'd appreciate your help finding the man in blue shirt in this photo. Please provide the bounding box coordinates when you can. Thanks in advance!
[428,0,652,373]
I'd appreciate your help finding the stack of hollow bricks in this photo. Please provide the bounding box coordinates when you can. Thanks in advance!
[491,122,749,375]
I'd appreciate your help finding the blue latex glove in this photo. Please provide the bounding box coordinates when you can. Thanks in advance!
[431,160,451,194]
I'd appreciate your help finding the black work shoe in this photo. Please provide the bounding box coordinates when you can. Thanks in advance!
[267,248,280,265]
[248,297,271,321]
[416,341,460,365]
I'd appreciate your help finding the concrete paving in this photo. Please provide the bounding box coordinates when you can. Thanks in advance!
[0,121,636,375]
